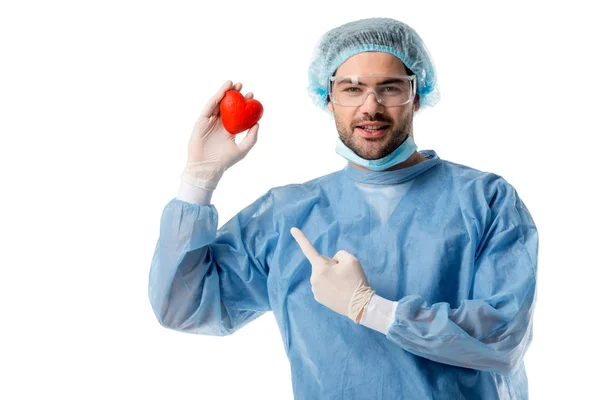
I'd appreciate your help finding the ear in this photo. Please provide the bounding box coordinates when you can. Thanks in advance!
[327,97,333,113]
[413,94,421,113]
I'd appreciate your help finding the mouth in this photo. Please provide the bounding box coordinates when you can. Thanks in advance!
[355,124,390,138]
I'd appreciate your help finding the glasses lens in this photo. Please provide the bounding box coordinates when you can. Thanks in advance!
[330,76,413,106]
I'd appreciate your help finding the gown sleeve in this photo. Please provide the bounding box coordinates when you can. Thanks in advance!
[148,190,279,336]
[371,178,538,375]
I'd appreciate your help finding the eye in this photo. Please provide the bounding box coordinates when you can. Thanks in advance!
[381,86,401,93]
[343,87,362,93]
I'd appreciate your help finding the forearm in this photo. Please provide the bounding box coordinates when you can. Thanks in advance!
[148,198,224,334]
[149,188,275,336]
[360,288,535,375]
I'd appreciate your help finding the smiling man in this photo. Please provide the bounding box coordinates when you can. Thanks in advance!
[328,52,428,170]
[149,17,538,399]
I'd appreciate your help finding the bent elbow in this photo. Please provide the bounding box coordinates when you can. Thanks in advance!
[489,332,531,376]
[484,311,534,376]
[149,299,180,330]
[148,290,187,331]
[149,296,232,337]
[492,352,525,376]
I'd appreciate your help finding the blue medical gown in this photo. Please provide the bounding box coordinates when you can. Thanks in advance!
[148,150,538,399]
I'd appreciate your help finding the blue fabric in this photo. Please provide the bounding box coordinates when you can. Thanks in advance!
[307,18,440,112]
[335,135,418,171]
[149,150,538,399]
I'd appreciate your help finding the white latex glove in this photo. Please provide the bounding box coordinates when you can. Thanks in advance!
[290,227,376,323]
[181,80,259,191]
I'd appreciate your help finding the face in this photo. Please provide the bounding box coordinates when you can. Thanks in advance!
[327,52,420,160]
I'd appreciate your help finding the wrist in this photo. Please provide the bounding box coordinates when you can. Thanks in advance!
[348,281,376,323]
[359,294,398,335]
[356,305,367,323]
[180,161,225,191]
[177,180,214,205]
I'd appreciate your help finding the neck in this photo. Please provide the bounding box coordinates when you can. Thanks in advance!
[349,151,427,172]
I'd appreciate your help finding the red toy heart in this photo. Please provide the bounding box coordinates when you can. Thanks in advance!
[219,90,264,134]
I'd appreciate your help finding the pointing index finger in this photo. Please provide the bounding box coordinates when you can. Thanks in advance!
[290,227,321,263]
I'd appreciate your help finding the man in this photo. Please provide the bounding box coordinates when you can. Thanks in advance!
[149,17,538,399]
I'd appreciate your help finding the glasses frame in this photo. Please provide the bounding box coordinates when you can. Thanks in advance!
[328,74,417,107]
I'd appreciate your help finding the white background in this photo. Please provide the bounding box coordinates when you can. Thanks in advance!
[1,0,598,398]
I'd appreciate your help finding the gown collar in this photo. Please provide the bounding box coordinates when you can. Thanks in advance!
[342,150,441,185]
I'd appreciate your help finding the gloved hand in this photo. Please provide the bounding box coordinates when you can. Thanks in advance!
[181,81,259,191]
[290,227,376,323]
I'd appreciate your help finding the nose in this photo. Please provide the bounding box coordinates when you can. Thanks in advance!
[360,90,384,113]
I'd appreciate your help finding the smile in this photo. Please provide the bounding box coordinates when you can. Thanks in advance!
[355,125,389,138]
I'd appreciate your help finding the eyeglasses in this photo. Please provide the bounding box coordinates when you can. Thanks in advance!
[328,74,417,107]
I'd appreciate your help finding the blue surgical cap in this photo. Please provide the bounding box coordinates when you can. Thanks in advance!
[307,17,440,112]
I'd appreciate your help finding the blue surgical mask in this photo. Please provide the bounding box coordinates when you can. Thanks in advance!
[335,135,418,171]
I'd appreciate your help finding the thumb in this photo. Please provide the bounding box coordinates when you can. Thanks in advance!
[237,123,259,156]
[200,80,233,118]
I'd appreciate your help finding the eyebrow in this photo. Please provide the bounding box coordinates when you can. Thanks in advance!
[377,78,407,85]
[335,78,407,86]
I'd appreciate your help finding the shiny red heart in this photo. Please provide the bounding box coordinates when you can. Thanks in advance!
[219,90,264,135]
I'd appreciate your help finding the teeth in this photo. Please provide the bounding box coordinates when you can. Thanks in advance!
[361,126,385,131]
